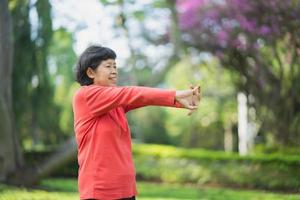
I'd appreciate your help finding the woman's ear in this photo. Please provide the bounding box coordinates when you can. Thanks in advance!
[86,67,95,79]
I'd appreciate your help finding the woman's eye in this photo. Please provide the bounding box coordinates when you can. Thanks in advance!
[105,65,117,69]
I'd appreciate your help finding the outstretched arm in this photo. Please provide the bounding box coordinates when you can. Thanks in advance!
[124,86,201,113]
[83,85,200,116]
[124,89,183,113]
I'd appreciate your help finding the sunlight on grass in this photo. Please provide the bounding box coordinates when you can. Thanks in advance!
[0,178,299,200]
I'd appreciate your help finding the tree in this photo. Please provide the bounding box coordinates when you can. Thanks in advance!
[0,0,77,186]
[99,0,188,144]
[11,0,61,148]
[99,0,185,86]
[177,0,300,145]
[49,28,78,140]
[0,0,24,182]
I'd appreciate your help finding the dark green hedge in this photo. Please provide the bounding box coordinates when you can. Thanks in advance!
[24,144,300,191]
[132,144,300,191]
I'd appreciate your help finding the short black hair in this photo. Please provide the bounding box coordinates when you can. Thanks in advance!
[76,45,117,86]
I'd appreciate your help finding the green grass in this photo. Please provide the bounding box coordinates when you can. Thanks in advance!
[0,178,299,200]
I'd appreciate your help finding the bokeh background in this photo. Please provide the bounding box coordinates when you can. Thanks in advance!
[1,0,300,199]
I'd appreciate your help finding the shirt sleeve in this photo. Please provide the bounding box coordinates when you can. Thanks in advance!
[83,85,184,116]
[123,92,183,113]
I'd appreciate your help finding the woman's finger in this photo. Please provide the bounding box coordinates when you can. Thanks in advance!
[185,84,201,115]
[189,85,197,106]
[192,85,200,95]
[198,86,201,100]
[187,105,198,110]
[193,85,201,101]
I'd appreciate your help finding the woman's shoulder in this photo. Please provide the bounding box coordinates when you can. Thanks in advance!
[73,86,85,97]
[73,86,92,101]
[73,85,107,101]
[74,85,99,95]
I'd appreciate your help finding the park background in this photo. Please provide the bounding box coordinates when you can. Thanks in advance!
[1,0,300,199]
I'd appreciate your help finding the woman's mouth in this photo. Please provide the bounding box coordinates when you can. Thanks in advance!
[109,77,117,81]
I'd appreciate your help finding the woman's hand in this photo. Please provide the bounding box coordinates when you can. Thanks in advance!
[187,85,201,116]
[175,85,201,116]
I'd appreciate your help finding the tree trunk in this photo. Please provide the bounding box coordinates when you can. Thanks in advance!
[8,137,77,185]
[145,0,183,86]
[237,92,248,155]
[0,0,24,182]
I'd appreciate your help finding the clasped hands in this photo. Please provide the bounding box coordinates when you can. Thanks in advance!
[175,85,201,116]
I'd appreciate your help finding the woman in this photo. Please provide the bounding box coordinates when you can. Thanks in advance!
[72,45,201,200]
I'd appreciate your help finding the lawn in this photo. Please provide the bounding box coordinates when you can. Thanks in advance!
[0,178,299,200]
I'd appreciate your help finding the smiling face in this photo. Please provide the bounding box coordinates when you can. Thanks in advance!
[86,59,118,86]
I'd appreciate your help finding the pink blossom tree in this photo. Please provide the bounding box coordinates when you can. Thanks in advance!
[177,0,300,145]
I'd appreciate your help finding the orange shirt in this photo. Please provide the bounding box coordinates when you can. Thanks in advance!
[72,85,182,200]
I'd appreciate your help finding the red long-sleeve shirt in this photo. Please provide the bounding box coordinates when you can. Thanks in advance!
[72,85,182,200]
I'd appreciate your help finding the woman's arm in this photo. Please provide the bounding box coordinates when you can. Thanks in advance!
[83,85,200,116]
[125,86,201,113]
[123,90,184,113]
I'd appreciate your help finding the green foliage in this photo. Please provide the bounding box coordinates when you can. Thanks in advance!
[10,0,63,148]
[165,57,238,149]
[24,144,300,191]
[10,0,78,148]
[133,144,300,191]
[1,178,299,200]
[10,0,35,143]
[128,107,172,144]
[254,144,300,156]
[133,144,300,165]
[49,28,78,138]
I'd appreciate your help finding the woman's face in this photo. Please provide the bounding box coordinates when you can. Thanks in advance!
[87,59,118,86]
